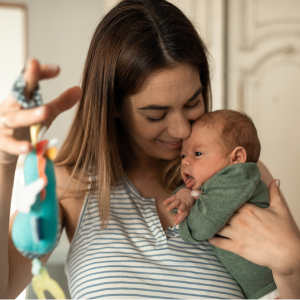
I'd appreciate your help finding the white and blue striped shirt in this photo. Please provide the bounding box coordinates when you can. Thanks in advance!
[65,175,244,299]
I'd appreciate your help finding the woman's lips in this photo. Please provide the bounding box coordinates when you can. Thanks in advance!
[156,139,182,150]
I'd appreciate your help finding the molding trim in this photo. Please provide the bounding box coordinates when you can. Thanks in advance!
[239,47,300,117]
[0,3,28,62]
[240,0,300,50]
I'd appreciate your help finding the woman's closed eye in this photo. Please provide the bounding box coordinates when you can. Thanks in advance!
[185,98,201,109]
[146,112,167,123]
[145,97,202,123]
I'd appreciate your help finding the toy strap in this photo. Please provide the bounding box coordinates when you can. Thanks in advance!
[32,259,66,299]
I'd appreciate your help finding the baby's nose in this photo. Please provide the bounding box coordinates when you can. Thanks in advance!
[182,158,190,166]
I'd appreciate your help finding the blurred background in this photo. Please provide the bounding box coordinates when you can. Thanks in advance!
[0,0,299,298]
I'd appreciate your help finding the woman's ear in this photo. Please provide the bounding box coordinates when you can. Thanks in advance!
[229,146,247,164]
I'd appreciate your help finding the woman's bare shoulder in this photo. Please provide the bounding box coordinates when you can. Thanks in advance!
[55,165,75,193]
[54,165,85,242]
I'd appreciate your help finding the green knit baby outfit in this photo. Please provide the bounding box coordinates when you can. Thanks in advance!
[173,163,277,299]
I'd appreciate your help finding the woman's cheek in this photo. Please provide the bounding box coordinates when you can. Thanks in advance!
[191,107,205,120]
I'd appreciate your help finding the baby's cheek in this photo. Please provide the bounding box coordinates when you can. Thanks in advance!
[180,166,184,177]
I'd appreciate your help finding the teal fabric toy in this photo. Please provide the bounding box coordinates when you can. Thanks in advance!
[12,149,60,258]
[11,73,66,299]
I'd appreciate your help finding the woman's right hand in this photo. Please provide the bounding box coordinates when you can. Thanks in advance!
[0,59,82,167]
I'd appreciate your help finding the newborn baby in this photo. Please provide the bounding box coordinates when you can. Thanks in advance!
[164,109,278,299]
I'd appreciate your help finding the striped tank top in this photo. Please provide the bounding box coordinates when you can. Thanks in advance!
[65,175,244,299]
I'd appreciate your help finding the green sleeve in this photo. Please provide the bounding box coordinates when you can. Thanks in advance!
[179,162,269,243]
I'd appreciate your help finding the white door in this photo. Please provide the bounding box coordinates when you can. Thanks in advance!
[227,0,300,229]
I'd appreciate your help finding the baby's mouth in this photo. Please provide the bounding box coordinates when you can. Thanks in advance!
[183,173,195,189]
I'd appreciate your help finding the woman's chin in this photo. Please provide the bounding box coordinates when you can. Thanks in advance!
[159,150,181,161]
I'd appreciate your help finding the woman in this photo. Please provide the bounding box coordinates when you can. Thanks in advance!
[0,0,300,298]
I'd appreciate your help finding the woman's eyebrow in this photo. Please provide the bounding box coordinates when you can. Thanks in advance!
[138,86,203,111]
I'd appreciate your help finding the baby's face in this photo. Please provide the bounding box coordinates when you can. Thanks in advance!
[180,123,231,189]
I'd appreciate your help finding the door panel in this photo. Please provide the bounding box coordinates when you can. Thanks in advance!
[228,0,300,228]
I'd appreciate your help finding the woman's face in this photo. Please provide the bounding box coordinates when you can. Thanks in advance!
[118,63,205,161]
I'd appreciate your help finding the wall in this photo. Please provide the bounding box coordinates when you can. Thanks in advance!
[0,4,26,101]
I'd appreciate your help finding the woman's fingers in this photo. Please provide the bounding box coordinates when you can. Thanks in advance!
[39,64,60,80]
[0,86,81,141]
[208,235,235,252]
[23,59,41,99]
[268,179,284,209]
[23,59,60,99]
[0,135,31,155]
[0,106,47,129]
[0,60,60,112]
[268,179,300,237]
[209,179,300,277]
[43,86,82,128]
[1,86,81,130]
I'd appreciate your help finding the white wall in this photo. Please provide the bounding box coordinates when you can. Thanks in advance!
[0,5,26,101]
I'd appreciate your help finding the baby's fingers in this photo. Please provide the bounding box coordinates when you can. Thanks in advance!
[178,202,187,213]
[163,195,177,205]
[166,198,181,212]
[174,210,189,225]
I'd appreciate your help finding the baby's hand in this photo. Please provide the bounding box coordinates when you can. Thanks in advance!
[163,188,197,225]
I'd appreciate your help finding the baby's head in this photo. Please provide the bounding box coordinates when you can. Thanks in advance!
[181,109,260,189]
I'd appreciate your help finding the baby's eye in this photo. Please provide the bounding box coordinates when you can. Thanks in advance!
[195,152,202,156]
[181,154,186,159]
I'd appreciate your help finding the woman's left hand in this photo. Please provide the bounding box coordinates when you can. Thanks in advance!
[209,179,300,299]
[209,179,300,275]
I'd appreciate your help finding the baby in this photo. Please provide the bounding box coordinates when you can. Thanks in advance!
[164,109,278,299]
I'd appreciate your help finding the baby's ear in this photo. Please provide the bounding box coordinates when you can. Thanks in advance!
[229,146,247,164]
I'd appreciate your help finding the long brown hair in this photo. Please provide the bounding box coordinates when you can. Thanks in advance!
[55,0,212,228]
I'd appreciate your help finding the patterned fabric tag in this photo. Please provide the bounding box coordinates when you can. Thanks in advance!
[11,73,43,108]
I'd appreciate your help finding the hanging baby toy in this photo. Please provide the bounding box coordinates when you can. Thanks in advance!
[11,72,66,299]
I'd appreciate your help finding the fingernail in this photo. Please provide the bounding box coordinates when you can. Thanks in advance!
[34,107,45,116]
[47,64,59,72]
[20,144,30,153]
[276,179,280,187]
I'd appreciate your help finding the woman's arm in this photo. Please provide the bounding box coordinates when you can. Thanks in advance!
[209,162,300,299]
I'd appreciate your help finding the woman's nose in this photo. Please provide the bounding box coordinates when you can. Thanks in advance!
[167,114,192,140]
